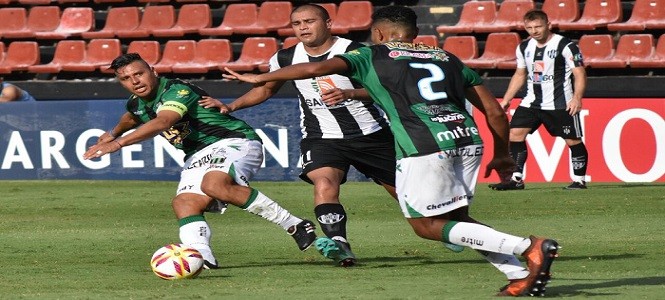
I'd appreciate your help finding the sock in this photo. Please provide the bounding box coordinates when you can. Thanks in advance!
[178,214,216,264]
[510,141,528,180]
[569,142,588,182]
[477,250,529,280]
[315,203,349,245]
[241,188,302,230]
[442,221,530,256]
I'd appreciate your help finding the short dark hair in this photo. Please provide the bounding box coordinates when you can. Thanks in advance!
[109,53,150,71]
[371,6,418,35]
[523,9,549,23]
[292,4,330,21]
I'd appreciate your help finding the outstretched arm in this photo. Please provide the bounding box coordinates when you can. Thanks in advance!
[199,80,285,114]
[223,58,350,84]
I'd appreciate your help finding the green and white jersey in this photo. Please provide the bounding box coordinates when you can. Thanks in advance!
[126,77,261,159]
[337,42,484,159]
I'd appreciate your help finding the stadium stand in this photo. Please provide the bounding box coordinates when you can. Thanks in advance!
[198,3,257,37]
[34,7,94,40]
[232,1,292,35]
[577,34,617,68]
[116,5,175,38]
[152,3,212,38]
[81,6,140,39]
[607,0,665,31]
[126,40,161,66]
[17,0,52,5]
[331,1,373,34]
[28,40,87,74]
[464,32,521,69]
[0,8,28,39]
[60,39,122,72]
[2,6,60,39]
[220,37,278,72]
[541,0,580,28]
[442,36,479,62]
[631,34,665,68]
[413,35,439,47]
[557,0,622,31]
[474,0,535,33]
[282,36,299,49]
[606,34,655,68]
[171,39,233,73]
[0,41,40,74]
[153,40,197,73]
[436,1,498,34]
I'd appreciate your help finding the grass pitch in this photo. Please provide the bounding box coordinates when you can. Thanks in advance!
[1,180,664,299]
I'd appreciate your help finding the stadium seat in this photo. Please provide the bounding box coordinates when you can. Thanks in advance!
[277,3,336,36]
[2,6,60,39]
[28,40,86,73]
[413,35,439,47]
[233,1,292,35]
[93,0,126,3]
[282,36,299,49]
[607,0,663,31]
[138,0,169,2]
[153,40,196,73]
[126,40,161,66]
[607,34,655,68]
[557,0,622,31]
[0,8,28,39]
[220,37,278,72]
[331,1,372,35]
[172,39,232,73]
[116,5,175,38]
[464,32,521,69]
[61,39,122,72]
[198,3,257,37]
[542,0,580,28]
[81,7,140,39]
[436,1,498,34]
[35,7,94,39]
[442,36,479,62]
[577,34,617,68]
[58,0,89,3]
[631,34,665,68]
[474,0,535,32]
[152,4,211,37]
[644,0,665,29]
[17,0,51,5]
[0,43,4,65]
[0,41,39,74]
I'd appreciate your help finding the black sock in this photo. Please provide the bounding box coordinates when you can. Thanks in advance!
[315,203,349,245]
[510,141,528,178]
[569,142,588,178]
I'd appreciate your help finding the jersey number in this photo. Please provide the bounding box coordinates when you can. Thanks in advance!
[409,63,448,101]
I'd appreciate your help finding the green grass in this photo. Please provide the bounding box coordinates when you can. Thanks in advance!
[1,181,664,299]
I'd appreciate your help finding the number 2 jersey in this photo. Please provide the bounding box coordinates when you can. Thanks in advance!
[125,77,261,160]
[337,42,484,159]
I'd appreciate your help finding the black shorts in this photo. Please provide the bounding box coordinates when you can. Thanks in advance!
[510,106,584,139]
[299,128,396,186]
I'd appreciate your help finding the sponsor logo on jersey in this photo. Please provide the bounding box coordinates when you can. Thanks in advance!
[534,61,545,72]
[315,76,337,92]
[414,103,457,115]
[436,126,479,141]
[388,50,448,61]
[438,147,483,158]
[426,195,467,210]
[176,89,190,98]
[547,49,558,59]
[430,112,466,123]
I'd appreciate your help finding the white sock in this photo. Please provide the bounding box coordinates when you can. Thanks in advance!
[477,250,529,280]
[243,189,302,230]
[179,220,216,265]
[444,222,529,256]
[512,172,523,181]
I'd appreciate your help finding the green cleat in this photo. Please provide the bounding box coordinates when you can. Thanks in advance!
[315,237,356,267]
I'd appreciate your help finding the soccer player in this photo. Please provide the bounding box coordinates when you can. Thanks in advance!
[490,9,589,190]
[223,6,560,296]
[82,53,317,269]
[199,4,398,266]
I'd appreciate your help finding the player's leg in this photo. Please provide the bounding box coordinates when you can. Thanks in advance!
[543,110,589,189]
[490,107,535,190]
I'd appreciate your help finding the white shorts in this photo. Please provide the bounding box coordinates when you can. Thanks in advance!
[176,139,264,196]
[396,145,483,218]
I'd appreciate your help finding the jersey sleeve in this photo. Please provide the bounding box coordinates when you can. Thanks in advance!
[563,42,585,68]
[461,64,484,87]
[335,46,373,83]
[268,51,281,71]
[515,42,527,69]
[157,86,201,117]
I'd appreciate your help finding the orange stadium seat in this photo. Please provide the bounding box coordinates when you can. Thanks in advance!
[153,40,196,73]
[220,37,278,72]
[116,5,175,38]
[152,4,211,37]
[282,36,299,49]
[604,34,655,68]
[0,8,28,39]
[644,0,665,29]
[542,0,580,28]
[35,7,94,39]
[442,36,479,62]
[199,3,257,37]
[277,3,336,36]
[0,41,39,74]
[172,39,233,73]
[28,40,86,73]
[413,35,439,47]
[437,1,497,34]
[233,1,292,35]
[577,34,616,68]
[3,6,60,39]
[331,1,372,35]
[557,0,621,31]
[82,7,140,39]
[474,0,535,33]
[126,40,161,66]
[61,39,122,72]
[631,34,665,68]
[17,0,52,5]
[607,0,665,31]
[465,32,521,69]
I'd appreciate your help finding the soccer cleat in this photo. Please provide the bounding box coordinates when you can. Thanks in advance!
[489,179,525,191]
[205,199,228,214]
[315,237,356,267]
[287,219,317,251]
[563,181,587,190]
[203,260,220,270]
[497,236,559,297]
[443,242,465,253]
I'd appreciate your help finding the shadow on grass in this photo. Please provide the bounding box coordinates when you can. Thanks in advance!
[547,276,665,297]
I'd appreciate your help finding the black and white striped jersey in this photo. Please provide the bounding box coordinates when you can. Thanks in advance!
[515,33,584,110]
[269,37,389,139]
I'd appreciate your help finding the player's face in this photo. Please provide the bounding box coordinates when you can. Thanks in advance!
[115,61,159,99]
[524,18,551,43]
[291,8,331,47]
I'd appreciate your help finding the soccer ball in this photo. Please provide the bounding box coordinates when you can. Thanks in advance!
[150,244,204,280]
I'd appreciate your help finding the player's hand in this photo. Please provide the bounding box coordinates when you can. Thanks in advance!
[484,155,516,179]
[198,96,231,114]
[222,68,260,83]
[566,98,582,116]
[83,140,122,160]
[97,131,116,144]
[321,88,347,106]
[499,99,511,112]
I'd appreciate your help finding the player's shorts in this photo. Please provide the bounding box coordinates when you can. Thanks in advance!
[299,128,396,186]
[176,138,263,196]
[396,145,482,218]
[510,106,584,139]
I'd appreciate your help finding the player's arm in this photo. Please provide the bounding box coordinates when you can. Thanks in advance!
[0,85,20,102]
[567,66,587,116]
[321,88,371,106]
[97,112,141,143]
[500,67,527,111]
[223,58,350,84]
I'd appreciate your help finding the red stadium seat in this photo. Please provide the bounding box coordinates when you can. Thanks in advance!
[17,0,51,5]
[93,0,126,3]
[609,34,655,68]
[331,1,372,35]
[607,0,665,31]
[61,39,122,72]
[631,34,665,68]
[437,1,498,34]
[199,3,257,37]
[172,39,233,73]
[0,43,4,65]
[577,34,617,68]
[116,5,175,38]
[442,36,479,62]
[0,41,39,74]
[57,0,89,3]
[645,0,665,29]
[557,0,621,31]
[542,0,580,28]
[28,40,86,73]
[474,0,535,33]
[220,37,278,72]
[3,6,60,39]
[413,35,439,47]
[152,4,211,37]
[282,36,299,49]
[126,40,161,66]
[277,3,337,36]
[0,8,28,39]
[82,7,140,39]
[464,32,521,69]
[35,7,94,39]
[153,40,196,73]
[233,1,292,35]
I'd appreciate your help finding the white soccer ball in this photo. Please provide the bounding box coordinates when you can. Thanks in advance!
[150,244,204,280]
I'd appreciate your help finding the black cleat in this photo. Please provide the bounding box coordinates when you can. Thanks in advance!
[203,260,220,270]
[489,179,525,191]
[563,181,587,190]
[288,219,317,251]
